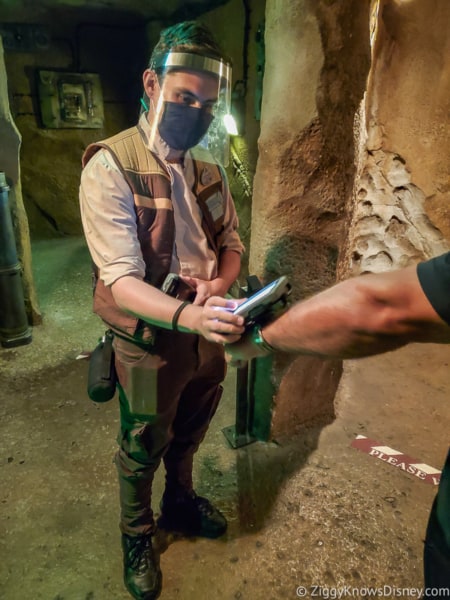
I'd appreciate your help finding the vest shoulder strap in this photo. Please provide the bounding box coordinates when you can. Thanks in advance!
[82,126,170,181]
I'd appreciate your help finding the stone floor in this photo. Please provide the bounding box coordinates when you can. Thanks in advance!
[1,236,449,600]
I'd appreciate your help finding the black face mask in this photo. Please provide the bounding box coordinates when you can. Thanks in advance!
[157,101,214,151]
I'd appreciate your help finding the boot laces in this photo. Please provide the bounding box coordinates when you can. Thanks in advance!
[128,535,154,573]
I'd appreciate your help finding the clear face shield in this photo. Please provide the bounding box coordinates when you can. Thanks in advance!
[148,51,232,165]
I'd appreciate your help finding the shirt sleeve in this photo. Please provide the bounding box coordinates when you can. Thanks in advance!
[416,252,450,325]
[79,149,146,286]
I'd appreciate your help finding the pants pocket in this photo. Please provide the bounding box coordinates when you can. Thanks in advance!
[115,337,163,419]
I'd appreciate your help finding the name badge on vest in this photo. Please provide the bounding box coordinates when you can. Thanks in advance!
[205,191,224,222]
[200,166,213,186]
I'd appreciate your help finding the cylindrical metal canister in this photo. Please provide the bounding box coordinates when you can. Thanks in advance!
[0,172,32,347]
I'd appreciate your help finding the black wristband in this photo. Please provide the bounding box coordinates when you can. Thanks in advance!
[172,301,191,332]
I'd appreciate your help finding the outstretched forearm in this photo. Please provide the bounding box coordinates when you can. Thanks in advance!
[261,266,450,359]
[224,264,450,362]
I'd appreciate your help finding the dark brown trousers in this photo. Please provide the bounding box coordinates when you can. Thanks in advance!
[113,330,226,536]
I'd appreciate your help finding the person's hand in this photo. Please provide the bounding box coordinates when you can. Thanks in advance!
[194,297,245,344]
[181,276,228,306]
[224,326,271,367]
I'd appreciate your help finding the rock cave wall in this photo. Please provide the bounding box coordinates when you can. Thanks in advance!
[249,0,371,438]
[2,9,148,241]
[342,0,450,277]
[250,0,450,439]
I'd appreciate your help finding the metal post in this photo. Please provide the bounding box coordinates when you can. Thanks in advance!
[222,360,256,448]
[0,172,32,347]
[222,276,262,449]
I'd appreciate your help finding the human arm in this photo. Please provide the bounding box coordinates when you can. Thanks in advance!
[225,261,450,361]
[111,275,244,343]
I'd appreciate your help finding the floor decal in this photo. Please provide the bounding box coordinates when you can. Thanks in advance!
[351,435,441,485]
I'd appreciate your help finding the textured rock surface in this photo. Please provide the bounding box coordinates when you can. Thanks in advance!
[250,0,371,436]
[249,0,449,438]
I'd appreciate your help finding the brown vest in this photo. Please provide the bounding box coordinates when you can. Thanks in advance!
[82,126,226,344]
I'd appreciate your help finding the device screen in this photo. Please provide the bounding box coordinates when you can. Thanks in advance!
[233,277,290,319]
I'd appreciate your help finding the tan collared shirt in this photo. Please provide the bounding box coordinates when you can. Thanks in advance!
[79,113,243,287]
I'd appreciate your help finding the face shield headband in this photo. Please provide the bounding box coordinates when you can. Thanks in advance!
[151,51,232,97]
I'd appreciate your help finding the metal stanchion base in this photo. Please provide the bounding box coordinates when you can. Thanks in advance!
[222,425,256,449]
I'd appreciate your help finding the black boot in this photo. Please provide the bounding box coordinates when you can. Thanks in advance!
[157,490,227,539]
[121,533,162,600]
